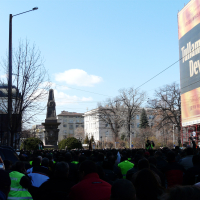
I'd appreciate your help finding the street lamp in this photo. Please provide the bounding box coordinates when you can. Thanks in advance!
[7,7,38,146]
[173,124,177,146]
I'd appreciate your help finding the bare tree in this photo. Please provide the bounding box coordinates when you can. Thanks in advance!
[0,41,51,146]
[98,98,124,142]
[148,82,181,145]
[135,127,154,148]
[118,87,146,148]
[74,127,85,141]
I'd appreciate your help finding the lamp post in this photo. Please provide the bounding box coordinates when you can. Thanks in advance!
[7,7,38,146]
[100,136,102,149]
[173,124,177,146]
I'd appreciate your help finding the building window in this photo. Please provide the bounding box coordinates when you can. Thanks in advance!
[76,119,79,123]
[69,119,73,123]
[131,124,134,128]
[69,130,73,134]
[105,123,109,127]
[69,125,73,129]
[136,115,140,120]
[76,125,79,128]
[63,119,67,123]
[63,124,67,127]
[137,123,140,128]
[81,125,84,128]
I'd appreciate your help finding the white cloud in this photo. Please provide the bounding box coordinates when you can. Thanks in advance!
[39,82,69,90]
[54,90,93,106]
[55,69,103,87]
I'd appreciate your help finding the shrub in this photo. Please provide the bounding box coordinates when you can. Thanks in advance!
[58,137,82,150]
[20,137,43,150]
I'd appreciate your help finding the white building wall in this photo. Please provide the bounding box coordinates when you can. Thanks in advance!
[84,109,113,143]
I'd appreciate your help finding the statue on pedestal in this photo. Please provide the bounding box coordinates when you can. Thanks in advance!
[42,89,60,146]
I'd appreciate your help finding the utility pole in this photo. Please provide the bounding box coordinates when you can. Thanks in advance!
[7,7,38,146]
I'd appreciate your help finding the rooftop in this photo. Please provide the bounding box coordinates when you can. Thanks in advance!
[57,111,84,116]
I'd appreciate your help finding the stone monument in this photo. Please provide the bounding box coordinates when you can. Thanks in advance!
[42,89,60,147]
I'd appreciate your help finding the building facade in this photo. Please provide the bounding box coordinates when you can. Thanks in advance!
[84,109,113,144]
[57,111,84,141]
[84,107,155,145]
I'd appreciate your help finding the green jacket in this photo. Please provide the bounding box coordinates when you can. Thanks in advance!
[118,160,134,179]
[8,171,32,200]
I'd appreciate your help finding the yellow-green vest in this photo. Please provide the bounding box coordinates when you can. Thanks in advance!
[118,160,134,179]
[8,171,32,200]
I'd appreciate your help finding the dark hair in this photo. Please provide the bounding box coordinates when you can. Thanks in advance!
[32,157,41,167]
[167,151,176,162]
[134,169,163,200]
[102,161,113,170]
[193,155,200,166]
[79,160,97,175]
[138,159,149,170]
[161,186,200,200]
[65,153,72,162]
[186,147,193,156]
[41,158,49,167]
[148,156,157,166]
[98,153,104,162]
[3,160,12,170]
[12,161,25,173]
[54,162,69,178]
[155,151,162,157]
[110,179,136,200]
[0,170,11,197]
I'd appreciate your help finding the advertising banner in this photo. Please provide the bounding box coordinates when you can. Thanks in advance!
[178,0,200,126]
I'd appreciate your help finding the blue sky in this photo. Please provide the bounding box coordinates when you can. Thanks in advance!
[0,0,189,127]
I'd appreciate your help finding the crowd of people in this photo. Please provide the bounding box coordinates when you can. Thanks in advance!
[1,146,200,200]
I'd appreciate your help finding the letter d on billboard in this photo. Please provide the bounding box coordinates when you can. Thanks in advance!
[178,0,200,126]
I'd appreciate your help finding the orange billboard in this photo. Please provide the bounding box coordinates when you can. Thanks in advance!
[178,0,200,126]
[178,0,200,40]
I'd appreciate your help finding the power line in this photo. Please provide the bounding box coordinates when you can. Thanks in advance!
[135,44,200,90]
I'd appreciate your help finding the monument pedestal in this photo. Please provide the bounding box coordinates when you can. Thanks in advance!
[42,119,60,146]
[42,89,60,148]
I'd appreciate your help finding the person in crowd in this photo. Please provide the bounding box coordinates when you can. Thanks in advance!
[134,168,164,200]
[183,154,200,185]
[108,155,123,179]
[180,147,194,170]
[26,157,41,174]
[69,160,111,200]
[28,157,50,188]
[146,140,155,150]
[161,185,200,200]
[65,153,78,183]
[118,155,134,179]
[163,151,185,188]
[39,162,74,200]
[0,170,11,200]
[110,179,136,200]
[3,160,12,173]
[148,156,166,187]
[126,154,143,181]
[154,151,168,172]
[132,158,161,185]
[8,161,32,200]
[102,160,118,183]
